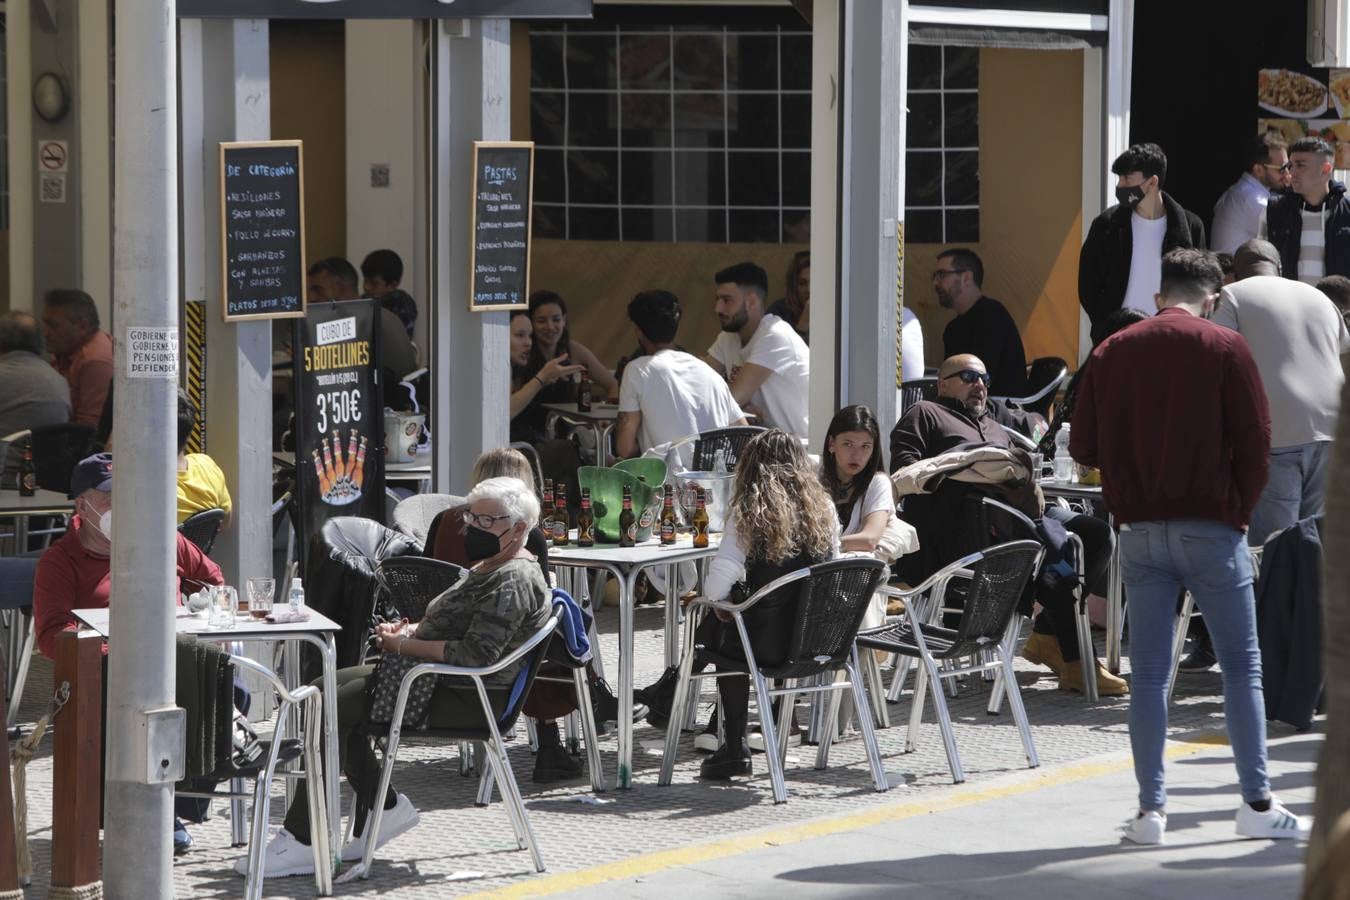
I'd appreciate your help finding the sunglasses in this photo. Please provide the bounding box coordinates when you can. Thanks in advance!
[944,369,990,386]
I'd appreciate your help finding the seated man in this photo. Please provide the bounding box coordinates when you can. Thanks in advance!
[245,476,552,878]
[890,354,1125,695]
[0,311,71,473]
[175,389,232,526]
[32,452,225,851]
[615,289,747,465]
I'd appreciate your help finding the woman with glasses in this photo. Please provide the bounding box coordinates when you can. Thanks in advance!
[240,476,551,880]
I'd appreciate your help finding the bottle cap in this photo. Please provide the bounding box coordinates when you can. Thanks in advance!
[291,577,303,591]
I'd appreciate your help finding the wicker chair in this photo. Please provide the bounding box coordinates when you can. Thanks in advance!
[658,556,890,804]
[178,508,227,556]
[859,539,1043,784]
[691,425,766,471]
[898,377,939,415]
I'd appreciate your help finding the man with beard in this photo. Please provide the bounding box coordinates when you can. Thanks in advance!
[1212,130,1291,256]
[1079,142,1207,332]
[705,262,810,439]
[934,248,1028,396]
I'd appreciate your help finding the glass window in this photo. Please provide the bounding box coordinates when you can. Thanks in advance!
[906,45,980,244]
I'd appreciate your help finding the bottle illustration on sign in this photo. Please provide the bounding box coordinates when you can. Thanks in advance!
[314,427,367,506]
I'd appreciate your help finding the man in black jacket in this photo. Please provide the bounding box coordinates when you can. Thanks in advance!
[1262,137,1350,283]
[1078,143,1207,332]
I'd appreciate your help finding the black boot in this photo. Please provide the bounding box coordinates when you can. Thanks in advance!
[590,676,647,735]
[700,721,751,780]
[532,720,584,784]
[637,667,681,728]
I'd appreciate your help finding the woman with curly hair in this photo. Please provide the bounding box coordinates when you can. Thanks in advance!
[695,428,839,779]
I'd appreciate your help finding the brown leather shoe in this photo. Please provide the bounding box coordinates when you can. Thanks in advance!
[1058,657,1129,696]
[1020,631,1067,674]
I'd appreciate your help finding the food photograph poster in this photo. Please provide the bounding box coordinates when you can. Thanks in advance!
[1258,66,1350,167]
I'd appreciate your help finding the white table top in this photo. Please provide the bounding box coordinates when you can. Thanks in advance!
[0,488,75,516]
[541,402,621,423]
[73,605,342,639]
[549,532,722,566]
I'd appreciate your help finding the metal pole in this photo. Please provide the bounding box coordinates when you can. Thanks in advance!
[105,0,179,895]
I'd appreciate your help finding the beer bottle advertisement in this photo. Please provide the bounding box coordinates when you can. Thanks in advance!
[292,299,385,568]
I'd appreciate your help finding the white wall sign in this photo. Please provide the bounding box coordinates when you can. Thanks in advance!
[126,326,180,379]
[39,173,66,203]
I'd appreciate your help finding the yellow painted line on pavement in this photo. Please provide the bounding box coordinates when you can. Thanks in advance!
[460,733,1230,900]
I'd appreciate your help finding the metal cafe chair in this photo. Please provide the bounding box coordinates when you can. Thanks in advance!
[859,540,1043,784]
[658,557,891,804]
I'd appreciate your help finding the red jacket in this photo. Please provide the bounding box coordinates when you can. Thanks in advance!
[1070,307,1270,531]
[33,517,223,658]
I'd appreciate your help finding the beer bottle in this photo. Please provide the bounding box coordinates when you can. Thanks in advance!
[552,483,570,545]
[618,485,637,547]
[18,448,35,497]
[351,436,369,489]
[541,479,555,536]
[659,483,677,545]
[577,487,595,547]
[577,373,593,412]
[311,449,333,496]
[691,487,710,548]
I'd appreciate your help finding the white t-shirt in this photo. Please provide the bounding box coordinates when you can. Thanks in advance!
[707,313,810,439]
[901,307,925,382]
[1121,212,1167,315]
[617,349,744,465]
[840,472,895,537]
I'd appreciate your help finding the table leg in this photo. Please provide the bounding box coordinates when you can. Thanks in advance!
[598,424,615,466]
[320,635,342,860]
[663,563,679,668]
[618,566,640,790]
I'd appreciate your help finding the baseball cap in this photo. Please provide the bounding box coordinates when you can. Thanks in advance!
[70,452,113,498]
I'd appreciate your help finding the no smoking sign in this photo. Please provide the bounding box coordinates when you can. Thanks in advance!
[38,140,68,173]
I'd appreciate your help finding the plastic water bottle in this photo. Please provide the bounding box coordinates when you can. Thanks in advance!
[712,448,728,475]
[288,577,305,616]
[1053,425,1075,482]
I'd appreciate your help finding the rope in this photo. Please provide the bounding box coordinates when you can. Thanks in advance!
[895,220,906,388]
[10,681,69,886]
[48,884,103,900]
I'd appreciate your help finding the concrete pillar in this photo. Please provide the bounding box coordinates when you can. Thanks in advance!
[837,0,904,434]
[432,19,512,492]
[179,18,273,590]
[807,0,840,447]
[5,0,32,311]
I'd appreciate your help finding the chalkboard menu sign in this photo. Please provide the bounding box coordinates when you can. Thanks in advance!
[469,141,533,312]
[219,140,307,321]
[291,300,386,568]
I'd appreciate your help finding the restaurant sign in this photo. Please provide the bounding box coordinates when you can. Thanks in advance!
[179,0,591,18]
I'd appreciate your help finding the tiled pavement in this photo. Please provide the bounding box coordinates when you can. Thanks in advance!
[9,603,1316,898]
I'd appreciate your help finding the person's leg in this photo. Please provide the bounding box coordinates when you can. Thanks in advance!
[1172,519,1269,806]
[282,665,379,844]
[1249,447,1303,547]
[1300,440,1332,521]
[1117,521,1185,813]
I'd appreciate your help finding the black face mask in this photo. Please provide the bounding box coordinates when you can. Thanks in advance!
[464,525,502,562]
[1115,184,1147,208]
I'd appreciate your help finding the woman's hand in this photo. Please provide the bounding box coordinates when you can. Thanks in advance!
[537,354,585,386]
[374,620,411,653]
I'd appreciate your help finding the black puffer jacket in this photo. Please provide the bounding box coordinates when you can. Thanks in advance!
[1078,191,1206,331]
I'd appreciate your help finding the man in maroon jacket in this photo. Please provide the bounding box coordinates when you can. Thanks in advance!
[1072,248,1308,846]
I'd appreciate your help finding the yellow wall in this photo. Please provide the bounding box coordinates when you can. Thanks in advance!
[906,48,1084,371]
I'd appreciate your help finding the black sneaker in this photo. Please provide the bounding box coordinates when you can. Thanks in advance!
[1177,645,1217,673]
[699,742,751,780]
[637,667,681,728]
[533,742,584,784]
[590,678,647,735]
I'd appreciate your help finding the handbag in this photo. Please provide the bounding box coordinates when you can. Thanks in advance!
[367,651,438,729]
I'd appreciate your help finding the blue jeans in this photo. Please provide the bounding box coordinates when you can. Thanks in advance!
[1118,519,1268,811]
[1249,441,1331,547]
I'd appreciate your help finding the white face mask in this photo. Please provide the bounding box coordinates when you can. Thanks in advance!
[95,510,112,541]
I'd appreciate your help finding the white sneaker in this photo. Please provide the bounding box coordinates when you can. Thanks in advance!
[234,828,316,878]
[340,792,421,861]
[693,729,719,753]
[747,727,801,753]
[1121,809,1167,845]
[1236,797,1311,840]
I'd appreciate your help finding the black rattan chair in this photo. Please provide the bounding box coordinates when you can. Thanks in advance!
[178,507,227,556]
[658,557,890,804]
[30,423,96,495]
[351,606,566,879]
[375,556,466,624]
[691,425,766,471]
[859,539,1043,784]
[899,377,939,415]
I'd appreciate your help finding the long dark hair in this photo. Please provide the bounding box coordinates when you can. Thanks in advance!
[525,290,571,377]
[784,250,810,319]
[510,309,532,388]
[819,405,883,526]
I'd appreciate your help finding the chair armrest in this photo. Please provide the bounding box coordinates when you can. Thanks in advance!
[229,653,320,707]
[685,565,816,617]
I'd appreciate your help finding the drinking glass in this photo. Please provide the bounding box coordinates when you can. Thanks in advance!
[247,577,275,621]
[210,585,238,629]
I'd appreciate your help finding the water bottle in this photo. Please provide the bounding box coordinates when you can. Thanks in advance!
[712,447,728,475]
[1053,425,1075,482]
[288,577,305,616]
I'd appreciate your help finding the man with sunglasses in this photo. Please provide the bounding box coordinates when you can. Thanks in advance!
[1263,137,1350,284]
[1213,131,1291,256]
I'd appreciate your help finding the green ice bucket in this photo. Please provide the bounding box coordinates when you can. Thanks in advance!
[577,465,665,543]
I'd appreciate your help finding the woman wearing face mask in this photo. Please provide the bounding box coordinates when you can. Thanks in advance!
[243,476,552,880]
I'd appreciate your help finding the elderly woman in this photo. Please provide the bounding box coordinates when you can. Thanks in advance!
[241,476,551,880]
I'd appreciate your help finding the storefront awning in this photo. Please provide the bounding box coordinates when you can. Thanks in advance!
[178,0,591,18]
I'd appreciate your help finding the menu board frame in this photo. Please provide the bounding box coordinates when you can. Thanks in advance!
[468,140,534,313]
[219,139,308,323]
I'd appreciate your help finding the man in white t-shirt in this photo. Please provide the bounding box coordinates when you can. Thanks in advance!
[615,290,746,464]
[703,262,811,439]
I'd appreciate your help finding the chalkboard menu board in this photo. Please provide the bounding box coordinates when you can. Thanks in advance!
[219,140,307,321]
[291,299,386,568]
[469,141,533,312]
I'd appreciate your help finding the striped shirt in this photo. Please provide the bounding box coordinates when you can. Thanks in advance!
[1298,206,1327,284]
